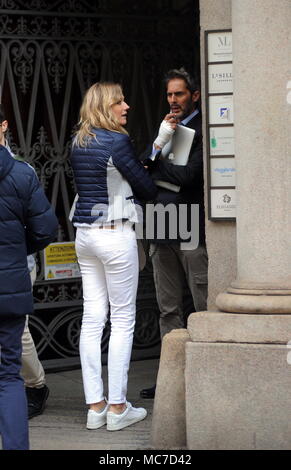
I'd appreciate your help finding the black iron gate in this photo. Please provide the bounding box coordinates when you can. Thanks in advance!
[0,0,200,370]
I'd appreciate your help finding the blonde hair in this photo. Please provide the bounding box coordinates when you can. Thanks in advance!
[74,82,128,147]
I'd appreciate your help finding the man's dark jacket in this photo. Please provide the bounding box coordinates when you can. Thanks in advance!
[0,145,58,316]
[148,111,205,244]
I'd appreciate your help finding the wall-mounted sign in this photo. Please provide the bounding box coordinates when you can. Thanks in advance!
[209,95,234,125]
[205,30,235,220]
[210,189,236,218]
[44,242,81,280]
[207,31,232,62]
[209,126,235,156]
[208,63,233,94]
[210,158,236,187]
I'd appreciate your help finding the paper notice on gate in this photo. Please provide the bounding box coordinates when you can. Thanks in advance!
[44,242,81,280]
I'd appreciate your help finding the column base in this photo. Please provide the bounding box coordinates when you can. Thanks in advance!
[216,291,291,314]
[186,341,291,450]
[185,312,291,449]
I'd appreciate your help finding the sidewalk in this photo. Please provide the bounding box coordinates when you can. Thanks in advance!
[29,358,159,450]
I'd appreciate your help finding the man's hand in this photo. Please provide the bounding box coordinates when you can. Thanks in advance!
[153,113,178,149]
[164,112,180,127]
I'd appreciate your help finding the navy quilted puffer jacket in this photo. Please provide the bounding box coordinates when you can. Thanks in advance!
[70,128,157,225]
[0,145,58,316]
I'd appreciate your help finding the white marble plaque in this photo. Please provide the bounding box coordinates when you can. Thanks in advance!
[210,189,236,218]
[209,95,234,125]
[208,32,232,63]
[209,126,234,156]
[208,63,233,93]
[210,158,236,187]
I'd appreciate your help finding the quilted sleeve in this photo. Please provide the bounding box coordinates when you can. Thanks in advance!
[111,134,157,201]
[24,169,59,254]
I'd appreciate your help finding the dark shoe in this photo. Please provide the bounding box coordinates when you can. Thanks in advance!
[26,385,49,419]
[140,385,156,399]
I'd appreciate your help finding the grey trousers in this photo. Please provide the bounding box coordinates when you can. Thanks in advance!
[150,243,208,339]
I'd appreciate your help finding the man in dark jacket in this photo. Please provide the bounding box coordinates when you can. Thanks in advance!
[141,68,208,399]
[0,140,58,449]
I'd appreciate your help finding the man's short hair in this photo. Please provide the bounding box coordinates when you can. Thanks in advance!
[164,67,200,94]
[0,104,6,124]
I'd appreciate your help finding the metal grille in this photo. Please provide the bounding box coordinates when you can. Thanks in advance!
[0,0,200,369]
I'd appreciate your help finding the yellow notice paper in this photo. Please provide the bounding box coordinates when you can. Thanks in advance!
[44,242,81,280]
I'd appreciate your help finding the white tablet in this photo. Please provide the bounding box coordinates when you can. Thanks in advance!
[155,124,195,192]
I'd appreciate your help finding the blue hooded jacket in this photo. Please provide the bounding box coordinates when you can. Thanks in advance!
[0,145,58,316]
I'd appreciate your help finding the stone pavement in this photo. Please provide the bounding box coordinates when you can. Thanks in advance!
[28,358,159,450]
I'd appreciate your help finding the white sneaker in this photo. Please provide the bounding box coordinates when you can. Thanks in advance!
[86,404,109,430]
[107,402,147,431]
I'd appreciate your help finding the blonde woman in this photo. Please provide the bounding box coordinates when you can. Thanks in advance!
[70,82,157,431]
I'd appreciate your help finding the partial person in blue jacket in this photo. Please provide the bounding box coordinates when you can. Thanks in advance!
[70,82,157,432]
[0,121,58,449]
[0,107,50,420]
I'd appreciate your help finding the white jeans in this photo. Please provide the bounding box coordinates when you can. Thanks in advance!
[75,224,138,405]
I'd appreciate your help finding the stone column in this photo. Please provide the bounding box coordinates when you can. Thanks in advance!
[184,0,291,450]
[216,0,291,314]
